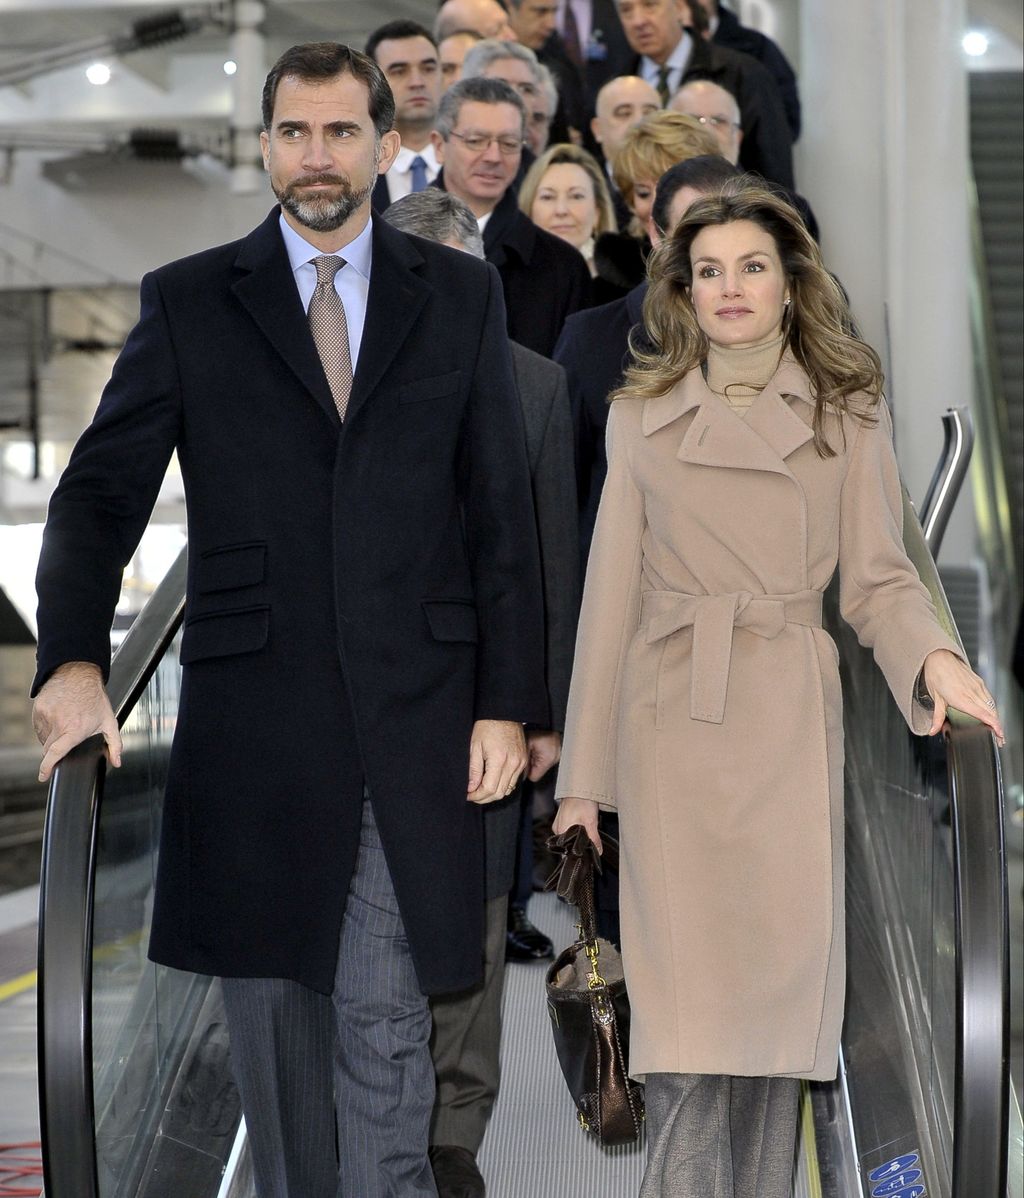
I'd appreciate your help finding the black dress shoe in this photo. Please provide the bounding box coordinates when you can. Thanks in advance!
[505,903,554,961]
[429,1144,486,1198]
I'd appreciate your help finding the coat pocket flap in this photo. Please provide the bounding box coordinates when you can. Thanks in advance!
[180,605,270,664]
[197,543,266,594]
[422,599,478,643]
[399,371,462,404]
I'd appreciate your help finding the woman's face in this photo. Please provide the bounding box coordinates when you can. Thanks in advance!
[688,219,789,348]
[629,177,656,230]
[530,163,599,251]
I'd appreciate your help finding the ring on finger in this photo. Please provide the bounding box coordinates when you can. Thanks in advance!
[984,697,996,707]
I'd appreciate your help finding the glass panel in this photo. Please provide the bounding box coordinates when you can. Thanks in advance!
[89,632,220,1197]
[828,586,956,1198]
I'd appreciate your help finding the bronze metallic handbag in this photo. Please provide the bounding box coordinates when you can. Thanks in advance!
[544,825,645,1146]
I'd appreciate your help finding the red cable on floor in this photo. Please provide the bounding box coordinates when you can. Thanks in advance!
[0,1142,43,1198]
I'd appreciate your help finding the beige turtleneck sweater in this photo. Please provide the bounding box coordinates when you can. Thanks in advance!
[705,331,786,417]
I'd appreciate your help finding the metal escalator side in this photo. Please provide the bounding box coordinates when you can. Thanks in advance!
[36,550,242,1198]
[824,493,1010,1197]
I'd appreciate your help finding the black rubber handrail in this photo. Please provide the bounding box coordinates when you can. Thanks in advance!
[901,496,1009,1193]
[37,548,187,1198]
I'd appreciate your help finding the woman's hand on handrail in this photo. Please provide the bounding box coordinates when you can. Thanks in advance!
[552,796,602,852]
[923,648,1005,746]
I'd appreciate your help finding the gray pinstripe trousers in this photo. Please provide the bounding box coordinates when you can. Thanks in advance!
[221,800,437,1198]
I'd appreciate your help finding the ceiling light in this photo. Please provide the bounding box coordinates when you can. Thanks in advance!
[962,31,989,57]
[223,60,237,75]
[86,62,111,85]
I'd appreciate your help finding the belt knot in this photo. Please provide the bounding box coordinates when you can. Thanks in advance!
[641,589,823,724]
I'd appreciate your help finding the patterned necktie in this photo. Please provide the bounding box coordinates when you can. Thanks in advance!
[308,255,353,421]
[409,154,428,193]
[657,65,672,107]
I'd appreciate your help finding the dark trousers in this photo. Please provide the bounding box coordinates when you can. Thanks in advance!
[221,800,437,1198]
[640,1072,800,1198]
[428,893,508,1152]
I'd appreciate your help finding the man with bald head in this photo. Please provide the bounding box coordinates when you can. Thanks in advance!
[590,74,660,226]
[670,76,741,163]
[435,0,516,43]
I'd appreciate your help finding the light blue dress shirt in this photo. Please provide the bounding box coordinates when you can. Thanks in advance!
[278,212,373,372]
[640,31,693,98]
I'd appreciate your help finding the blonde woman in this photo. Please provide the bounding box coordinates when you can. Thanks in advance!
[520,143,617,275]
[552,180,1003,1196]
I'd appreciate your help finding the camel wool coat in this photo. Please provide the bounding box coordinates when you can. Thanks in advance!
[555,353,961,1081]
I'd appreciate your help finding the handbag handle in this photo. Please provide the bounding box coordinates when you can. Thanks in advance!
[545,825,618,945]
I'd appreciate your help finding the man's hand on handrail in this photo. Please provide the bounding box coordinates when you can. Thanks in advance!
[32,661,122,783]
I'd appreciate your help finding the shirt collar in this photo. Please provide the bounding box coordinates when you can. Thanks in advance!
[278,210,374,281]
[393,143,440,174]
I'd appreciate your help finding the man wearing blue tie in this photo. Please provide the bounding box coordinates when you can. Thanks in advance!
[367,21,444,209]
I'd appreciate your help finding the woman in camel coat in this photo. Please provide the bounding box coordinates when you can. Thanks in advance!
[553,181,1004,1197]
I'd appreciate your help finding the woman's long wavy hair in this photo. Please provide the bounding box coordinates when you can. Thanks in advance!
[616,177,883,457]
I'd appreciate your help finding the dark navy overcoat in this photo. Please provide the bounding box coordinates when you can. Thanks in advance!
[34,210,548,995]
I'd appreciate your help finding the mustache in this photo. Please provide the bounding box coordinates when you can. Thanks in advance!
[286,174,350,189]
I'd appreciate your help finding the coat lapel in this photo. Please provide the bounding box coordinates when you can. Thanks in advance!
[643,352,815,479]
[232,208,339,426]
[344,219,431,422]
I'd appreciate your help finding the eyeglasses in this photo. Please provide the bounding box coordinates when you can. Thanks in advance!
[448,131,525,155]
[685,113,741,132]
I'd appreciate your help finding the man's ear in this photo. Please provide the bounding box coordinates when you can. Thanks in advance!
[259,130,270,172]
[430,129,446,165]
[377,128,402,175]
[590,115,602,147]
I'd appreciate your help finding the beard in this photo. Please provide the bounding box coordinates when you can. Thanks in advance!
[274,172,374,233]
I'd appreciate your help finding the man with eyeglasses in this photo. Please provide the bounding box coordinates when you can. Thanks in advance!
[669,77,819,238]
[669,76,741,162]
[432,76,591,356]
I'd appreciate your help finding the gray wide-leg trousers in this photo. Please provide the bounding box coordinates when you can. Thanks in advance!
[640,1072,800,1198]
[221,800,437,1198]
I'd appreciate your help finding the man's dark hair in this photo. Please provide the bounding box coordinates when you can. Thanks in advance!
[261,42,396,136]
[365,20,438,63]
[651,154,741,234]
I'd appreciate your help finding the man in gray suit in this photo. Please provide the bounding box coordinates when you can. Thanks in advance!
[382,189,580,1198]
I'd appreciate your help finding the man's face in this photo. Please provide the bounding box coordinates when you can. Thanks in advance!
[591,76,660,160]
[479,57,541,108]
[439,33,479,86]
[616,0,686,64]
[260,71,399,234]
[508,0,558,50]
[373,36,441,129]
[670,81,742,163]
[432,100,523,213]
[667,184,707,231]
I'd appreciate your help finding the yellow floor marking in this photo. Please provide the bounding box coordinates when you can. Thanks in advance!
[0,969,37,1003]
[800,1080,824,1198]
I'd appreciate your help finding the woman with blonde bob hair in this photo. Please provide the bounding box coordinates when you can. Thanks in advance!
[519,143,617,274]
[553,180,1002,1196]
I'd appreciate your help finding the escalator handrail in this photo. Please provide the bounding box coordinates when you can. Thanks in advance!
[900,496,1009,1193]
[37,548,187,1198]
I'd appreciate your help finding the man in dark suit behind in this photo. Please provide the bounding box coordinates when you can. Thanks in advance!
[382,188,580,1198]
[432,76,591,357]
[31,43,547,1198]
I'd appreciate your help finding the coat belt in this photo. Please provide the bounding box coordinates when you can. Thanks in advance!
[641,589,824,725]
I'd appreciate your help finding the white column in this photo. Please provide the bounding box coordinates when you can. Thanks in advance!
[798,0,976,564]
[229,0,266,196]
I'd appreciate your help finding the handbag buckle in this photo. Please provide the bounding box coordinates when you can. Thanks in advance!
[585,939,606,989]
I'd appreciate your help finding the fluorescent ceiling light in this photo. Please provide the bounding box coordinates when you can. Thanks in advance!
[962,31,989,56]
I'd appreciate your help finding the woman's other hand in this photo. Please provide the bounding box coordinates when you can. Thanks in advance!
[552,796,602,852]
[923,648,1005,746]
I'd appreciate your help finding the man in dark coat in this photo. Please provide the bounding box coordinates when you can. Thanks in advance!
[553,0,636,103]
[617,0,795,188]
[31,43,547,1198]
[702,0,801,140]
[382,187,579,1198]
[431,75,591,357]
